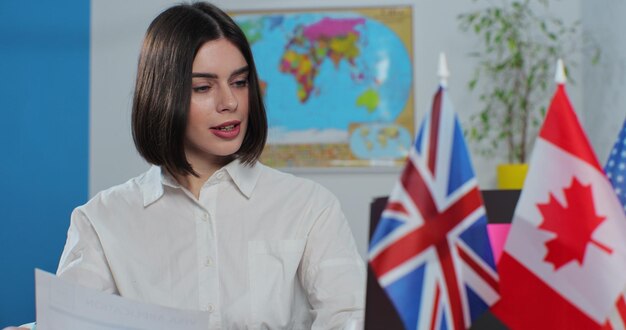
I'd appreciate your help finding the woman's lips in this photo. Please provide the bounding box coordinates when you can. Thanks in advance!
[210,121,241,139]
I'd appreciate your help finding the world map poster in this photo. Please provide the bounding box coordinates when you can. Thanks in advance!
[232,6,414,168]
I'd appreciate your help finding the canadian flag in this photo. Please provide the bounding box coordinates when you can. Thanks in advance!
[492,65,626,329]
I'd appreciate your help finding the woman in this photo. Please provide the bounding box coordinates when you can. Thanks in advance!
[8,2,364,329]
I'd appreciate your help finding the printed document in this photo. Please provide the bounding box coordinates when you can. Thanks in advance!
[35,269,210,329]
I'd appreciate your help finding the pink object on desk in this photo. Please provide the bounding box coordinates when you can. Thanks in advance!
[487,223,511,263]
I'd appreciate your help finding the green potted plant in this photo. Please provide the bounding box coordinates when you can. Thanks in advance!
[458,0,598,189]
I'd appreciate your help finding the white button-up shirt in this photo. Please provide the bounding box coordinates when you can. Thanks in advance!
[57,161,365,329]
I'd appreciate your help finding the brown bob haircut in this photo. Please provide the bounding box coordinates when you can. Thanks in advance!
[132,2,267,176]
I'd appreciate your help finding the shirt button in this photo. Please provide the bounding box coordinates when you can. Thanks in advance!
[216,172,224,180]
[204,258,212,267]
[201,213,209,221]
[204,304,214,313]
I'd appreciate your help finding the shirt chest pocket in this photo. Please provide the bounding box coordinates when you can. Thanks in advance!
[247,239,308,329]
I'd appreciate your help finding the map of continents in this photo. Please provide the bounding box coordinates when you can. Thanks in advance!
[233,7,413,167]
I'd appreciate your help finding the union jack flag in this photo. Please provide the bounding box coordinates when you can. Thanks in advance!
[368,85,499,329]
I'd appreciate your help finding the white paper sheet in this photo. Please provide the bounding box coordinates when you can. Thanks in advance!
[35,269,210,330]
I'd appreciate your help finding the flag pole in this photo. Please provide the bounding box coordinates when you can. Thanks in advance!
[438,52,450,88]
[555,58,567,85]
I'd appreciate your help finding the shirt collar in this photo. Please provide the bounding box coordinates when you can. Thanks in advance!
[138,160,262,207]
[223,159,262,199]
[139,165,167,207]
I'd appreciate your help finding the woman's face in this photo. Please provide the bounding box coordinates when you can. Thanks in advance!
[185,38,250,167]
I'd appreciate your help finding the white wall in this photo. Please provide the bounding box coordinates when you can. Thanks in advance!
[582,0,626,164]
[91,0,583,259]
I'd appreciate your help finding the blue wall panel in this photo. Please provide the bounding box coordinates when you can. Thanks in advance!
[0,1,89,326]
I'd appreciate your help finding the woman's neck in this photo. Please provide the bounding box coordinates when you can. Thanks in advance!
[174,156,233,199]
[175,172,210,199]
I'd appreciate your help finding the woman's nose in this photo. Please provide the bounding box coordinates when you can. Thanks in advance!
[218,86,238,112]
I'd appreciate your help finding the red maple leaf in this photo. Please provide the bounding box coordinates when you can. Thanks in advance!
[537,177,612,270]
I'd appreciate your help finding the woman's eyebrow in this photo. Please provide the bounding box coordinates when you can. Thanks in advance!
[191,65,249,79]
[191,72,217,79]
[230,66,249,77]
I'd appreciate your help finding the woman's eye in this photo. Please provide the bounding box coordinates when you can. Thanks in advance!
[233,79,248,88]
[192,86,210,93]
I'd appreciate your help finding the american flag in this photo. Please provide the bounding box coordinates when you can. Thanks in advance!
[605,119,626,211]
[604,119,626,330]
[368,86,499,330]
